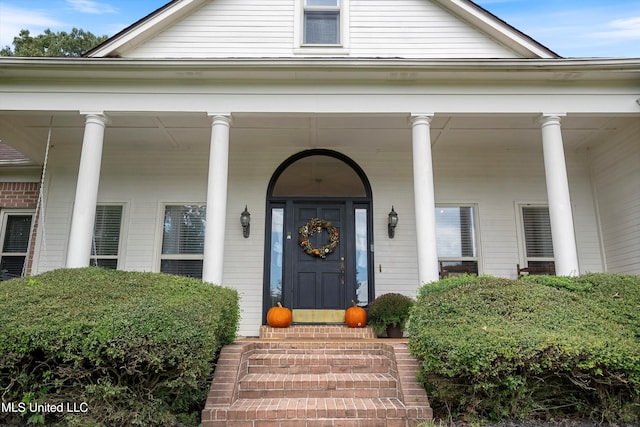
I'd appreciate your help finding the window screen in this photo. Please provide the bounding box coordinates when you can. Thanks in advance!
[304,0,340,44]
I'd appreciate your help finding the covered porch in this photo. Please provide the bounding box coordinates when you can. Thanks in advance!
[1,58,638,335]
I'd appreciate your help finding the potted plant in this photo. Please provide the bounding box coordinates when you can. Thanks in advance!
[367,293,414,338]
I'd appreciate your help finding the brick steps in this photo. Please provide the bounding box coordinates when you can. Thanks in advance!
[201,327,432,427]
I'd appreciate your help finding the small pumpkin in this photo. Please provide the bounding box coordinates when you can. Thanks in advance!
[267,302,293,328]
[345,301,367,328]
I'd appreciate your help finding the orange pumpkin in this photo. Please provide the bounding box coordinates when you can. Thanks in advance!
[345,301,367,328]
[267,302,293,328]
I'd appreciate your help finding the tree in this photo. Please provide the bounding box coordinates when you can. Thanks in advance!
[0,28,108,57]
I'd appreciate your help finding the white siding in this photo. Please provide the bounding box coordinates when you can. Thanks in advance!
[590,123,640,275]
[125,0,519,59]
[349,0,518,58]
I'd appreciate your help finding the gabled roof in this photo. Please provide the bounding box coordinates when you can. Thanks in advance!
[86,0,208,58]
[85,0,559,59]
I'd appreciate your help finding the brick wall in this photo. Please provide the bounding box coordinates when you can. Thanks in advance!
[0,181,41,275]
[0,182,40,209]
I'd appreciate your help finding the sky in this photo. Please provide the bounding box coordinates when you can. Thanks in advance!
[1,0,640,58]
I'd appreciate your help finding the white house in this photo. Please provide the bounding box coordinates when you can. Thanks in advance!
[0,0,638,336]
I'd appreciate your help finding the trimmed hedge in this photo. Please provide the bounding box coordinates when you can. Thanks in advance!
[0,268,239,426]
[409,273,640,423]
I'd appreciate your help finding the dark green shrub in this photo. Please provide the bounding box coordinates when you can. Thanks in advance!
[408,274,640,423]
[368,292,414,335]
[0,268,239,426]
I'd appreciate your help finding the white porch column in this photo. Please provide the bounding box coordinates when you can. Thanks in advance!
[540,114,580,276]
[202,114,231,284]
[411,114,440,284]
[66,113,107,268]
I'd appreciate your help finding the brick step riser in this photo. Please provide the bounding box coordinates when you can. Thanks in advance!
[247,354,390,368]
[253,348,385,354]
[238,375,397,390]
[248,364,389,374]
[216,399,433,421]
[238,388,398,399]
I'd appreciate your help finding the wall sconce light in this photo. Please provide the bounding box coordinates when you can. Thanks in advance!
[388,206,398,238]
[240,205,251,238]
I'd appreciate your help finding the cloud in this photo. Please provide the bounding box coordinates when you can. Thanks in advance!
[0,4,65,47]
[65,0,117,14]
[594,16,640,40]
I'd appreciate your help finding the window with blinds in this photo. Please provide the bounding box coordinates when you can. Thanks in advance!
[435,206,478,276]
[160,205,206,279]
[0,211,33,279]
[91,205,123,269]
[304,0,340,45]
[521,205,554,268]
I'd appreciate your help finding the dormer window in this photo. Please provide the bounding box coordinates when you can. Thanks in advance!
[304,0,341,45]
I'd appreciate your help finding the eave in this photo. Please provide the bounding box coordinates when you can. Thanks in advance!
[1,57,639,84]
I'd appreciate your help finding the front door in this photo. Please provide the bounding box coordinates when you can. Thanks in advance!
[289,203,347,320]
[264,149,373,324]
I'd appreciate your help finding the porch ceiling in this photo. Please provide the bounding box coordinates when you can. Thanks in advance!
[0,112,635,164]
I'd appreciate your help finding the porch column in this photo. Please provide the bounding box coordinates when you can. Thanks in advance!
[66,112,107,268]
[202,114,231,284]
[411,114,439,284]
[540,114,580,276]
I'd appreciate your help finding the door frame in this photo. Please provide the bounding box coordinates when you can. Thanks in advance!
[263,149,374,323]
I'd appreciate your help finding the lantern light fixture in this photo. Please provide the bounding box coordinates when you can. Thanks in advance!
[240,205,251,238]
[388,206,398,238]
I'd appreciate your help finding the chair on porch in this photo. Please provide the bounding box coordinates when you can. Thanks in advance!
[439,261,477,279]
[517,262,556,278]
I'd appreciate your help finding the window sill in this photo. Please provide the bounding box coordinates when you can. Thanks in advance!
[294,46,350,56]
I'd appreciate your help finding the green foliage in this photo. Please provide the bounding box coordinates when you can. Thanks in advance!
[0,28,108,57]
[0,268,239,426]
[417,274,504,298]
[368,292,414,335]
[408,274,640,423]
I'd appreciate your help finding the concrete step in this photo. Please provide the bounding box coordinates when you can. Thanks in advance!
[238,372,398,399]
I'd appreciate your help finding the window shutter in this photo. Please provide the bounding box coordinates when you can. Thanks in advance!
[522,206,554,258]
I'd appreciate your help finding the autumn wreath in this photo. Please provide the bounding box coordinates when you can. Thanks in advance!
[298,218,339,259]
